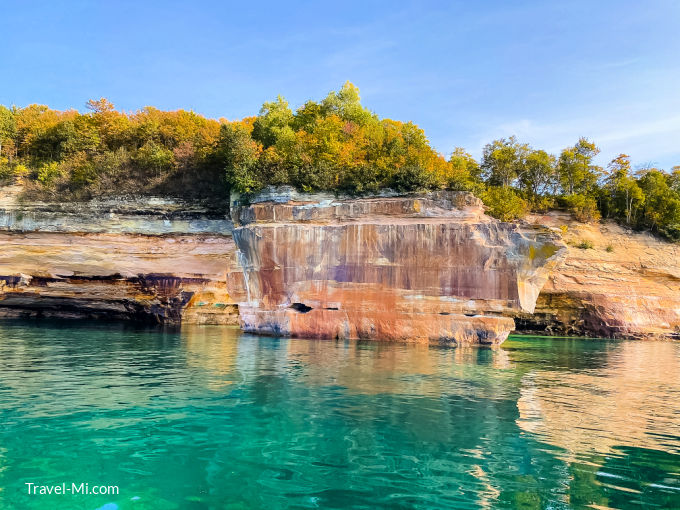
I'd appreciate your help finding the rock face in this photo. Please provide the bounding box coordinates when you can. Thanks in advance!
[0,186,239,324]
[228,189,566,345]
[517,212,680,339]
[6,182,676,342]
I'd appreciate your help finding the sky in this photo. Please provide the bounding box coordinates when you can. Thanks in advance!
[2,0,679,169]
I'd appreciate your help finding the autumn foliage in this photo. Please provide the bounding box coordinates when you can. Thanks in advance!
[1,83,679,240]
[0,83,479,202]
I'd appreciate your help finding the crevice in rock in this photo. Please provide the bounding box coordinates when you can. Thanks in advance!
[290,302,313,313]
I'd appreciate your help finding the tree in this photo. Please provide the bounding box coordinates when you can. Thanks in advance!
[519,149,556,198]
[320,81,375,126]
[605,154,644,225]
[481,136,530,188]
[557,137,601,195]
[13,104,66,160]
[482,186,529,221]
[559,193,601,222]
[638,169,680,235]
[85,98,116,114]
[134,141,174,177]
[219,122,261,193]
[447,147,482,192]
[388,164,435,192]
[251,96,294,149]
[37,161,61,186]
[0,105,16,160]
[670,166,680,193]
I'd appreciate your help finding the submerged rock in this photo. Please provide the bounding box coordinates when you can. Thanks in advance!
[228,190,566,345]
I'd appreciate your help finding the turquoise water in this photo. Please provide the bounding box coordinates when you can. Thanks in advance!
[0,321,679,509]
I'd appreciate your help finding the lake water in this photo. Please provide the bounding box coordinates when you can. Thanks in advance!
[0,321,678,509]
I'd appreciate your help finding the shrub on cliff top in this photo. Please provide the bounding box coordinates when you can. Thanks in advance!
[558,193,601,223]
[481,186,529,221]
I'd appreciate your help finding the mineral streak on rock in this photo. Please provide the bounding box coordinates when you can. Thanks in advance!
[228,189,566,345]
[0,188,241,325]
[0,232,241,324]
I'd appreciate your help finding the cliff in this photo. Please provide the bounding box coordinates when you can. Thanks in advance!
[228,189,565,345]
[3,182,678,342]
[517,211,680,339]
[0,184,240,324]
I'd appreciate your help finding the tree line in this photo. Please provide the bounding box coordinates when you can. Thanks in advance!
[1,82,679,240]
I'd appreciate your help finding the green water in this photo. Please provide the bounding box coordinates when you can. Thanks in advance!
[0,322,678,509]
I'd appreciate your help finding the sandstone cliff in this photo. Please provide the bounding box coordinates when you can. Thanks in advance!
[3,182,677,342]
[0,185,239,324]
[228,189,565,345]
[517,212,680,339]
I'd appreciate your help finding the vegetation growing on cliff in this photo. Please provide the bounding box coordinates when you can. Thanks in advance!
[1,83,679,240]
[0,99,227,201]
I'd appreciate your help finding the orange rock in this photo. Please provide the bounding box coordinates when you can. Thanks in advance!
[520,211,680,339]
[229,190,565,345]
[0,232,239,324]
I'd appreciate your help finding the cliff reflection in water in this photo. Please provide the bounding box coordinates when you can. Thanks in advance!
[179,325,680,508]
[517,339,680,457]
[0,321,678,509]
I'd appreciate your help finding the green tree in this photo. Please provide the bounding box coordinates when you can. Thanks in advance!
[292,101,323,132]
[320,81,375,126]
[220,123,261,193]
[557,137,601,195]
[134,141,174,177]
[37,161,61,186]
[481,136,530,188]
[447,147,483,192]
[638,169,680,237]
[559,193,601,222]
[519,149,556,198]
[605,154,644,225]
[670,166,680,193]
[482,186,529,221]
[0,105,16,161]
[251,96,294,148]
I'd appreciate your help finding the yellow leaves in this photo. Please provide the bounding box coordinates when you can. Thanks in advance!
[85,98,115,113]
[7,83,463,197]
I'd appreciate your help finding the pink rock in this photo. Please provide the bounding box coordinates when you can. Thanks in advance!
[228,190,566,345]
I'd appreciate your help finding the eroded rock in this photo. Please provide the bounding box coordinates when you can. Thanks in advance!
[0,190,240,324]
[518,212,680,339]
[228,190,566,345]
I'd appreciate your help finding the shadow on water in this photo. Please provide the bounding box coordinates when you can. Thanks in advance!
[0,320,678,509]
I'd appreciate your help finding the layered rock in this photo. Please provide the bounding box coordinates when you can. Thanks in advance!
[228,189,566,345]
[0,186,239,324]
[0,183,232,235]
[6,182,676,342]
[517,212,680,339]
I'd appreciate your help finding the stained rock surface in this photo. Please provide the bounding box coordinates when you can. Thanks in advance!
[228,190,566,345]
[7,183,674,342]
[517,212,680,339]
[0,186,239,324]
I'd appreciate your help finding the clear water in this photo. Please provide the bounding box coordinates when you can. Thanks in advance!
[0,321,679,510]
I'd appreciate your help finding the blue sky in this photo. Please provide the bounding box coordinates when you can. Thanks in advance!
[2,0,679,168]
